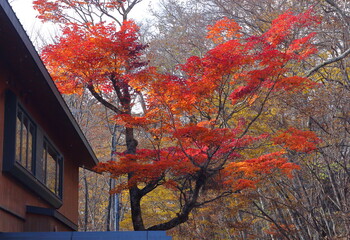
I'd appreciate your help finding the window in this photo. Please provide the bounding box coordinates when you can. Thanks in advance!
[3,90,63,208]
[41,140,63,197]
[15,107,35,173]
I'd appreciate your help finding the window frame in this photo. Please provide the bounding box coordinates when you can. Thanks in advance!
[41,138,63,197]
[3,90,63,208]
[15,105,36,173]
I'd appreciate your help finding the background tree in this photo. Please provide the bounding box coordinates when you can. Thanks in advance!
[33,0,144,26]
[65,94,123,231]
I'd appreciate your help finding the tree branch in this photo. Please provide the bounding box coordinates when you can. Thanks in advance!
[87,84,123,114]
[306,47,350,77]
[147,171,206,230]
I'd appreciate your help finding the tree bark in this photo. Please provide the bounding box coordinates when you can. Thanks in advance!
[83,169,89,231]
[124,126,145,230]
[129,185,145,230]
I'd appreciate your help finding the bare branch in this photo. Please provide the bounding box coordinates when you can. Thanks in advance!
[306,47,350,77]
[87,84,123,114]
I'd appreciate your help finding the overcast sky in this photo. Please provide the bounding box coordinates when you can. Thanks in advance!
[9,0,155,48]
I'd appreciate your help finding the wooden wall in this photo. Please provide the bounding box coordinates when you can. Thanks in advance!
[0,54,79,232]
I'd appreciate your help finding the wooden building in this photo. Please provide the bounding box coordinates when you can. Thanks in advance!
[0,0,98,232]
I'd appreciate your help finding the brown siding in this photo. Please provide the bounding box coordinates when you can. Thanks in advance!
[0,65,6,173]
[24,214,71,232]
[59,157,79,224]
[0,211,24,232]
[0,58,79,232]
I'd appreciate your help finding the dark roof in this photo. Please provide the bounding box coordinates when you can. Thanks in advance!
[0,1,98,169]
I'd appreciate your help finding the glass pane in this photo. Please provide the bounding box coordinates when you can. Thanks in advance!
[46,146,57,194]
[21,117,28,167]
[22,116,29,168]
[15,109,35,173]
[57,158,61,196]
[37,145,46,183]
[15,112,22,164]
[27,124,34,172]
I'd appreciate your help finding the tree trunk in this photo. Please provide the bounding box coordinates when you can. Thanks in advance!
[129,185,145,230]
[124,126,145,230]
[83,169,89,231]
[106,178,113,231]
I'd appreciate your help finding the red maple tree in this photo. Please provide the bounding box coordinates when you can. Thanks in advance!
[40,8,320,230]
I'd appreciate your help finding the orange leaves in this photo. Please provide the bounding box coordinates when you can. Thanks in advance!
[33,0,62,22]
[207,17,242,44]
[33,0,126,24]
[114,114,155,128]
[44,8,322,199]
[230,85,257,101]
[104,0,126,9]
[95,122,272,192]
[197,120,216,128]
[174,125,236,150]
[180,11,320,108]
[224,152,300,191]
[275,76,316,91]
[263,10,319,47]
[228,152,287,177]
[234,179,257,190]
[41,20,147,95]
[273,127,321,153]
[265,223,297,237]
[94,147,200,192]
[180,56,204,78]
[287,33,318,60]
[144,73,201,118]
[263,11,299,47]
[172,124,270,167]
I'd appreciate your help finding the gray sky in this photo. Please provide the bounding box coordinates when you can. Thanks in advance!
[10,0,155,48]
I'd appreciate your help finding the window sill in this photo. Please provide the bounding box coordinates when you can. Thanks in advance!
[4,163,63,209]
